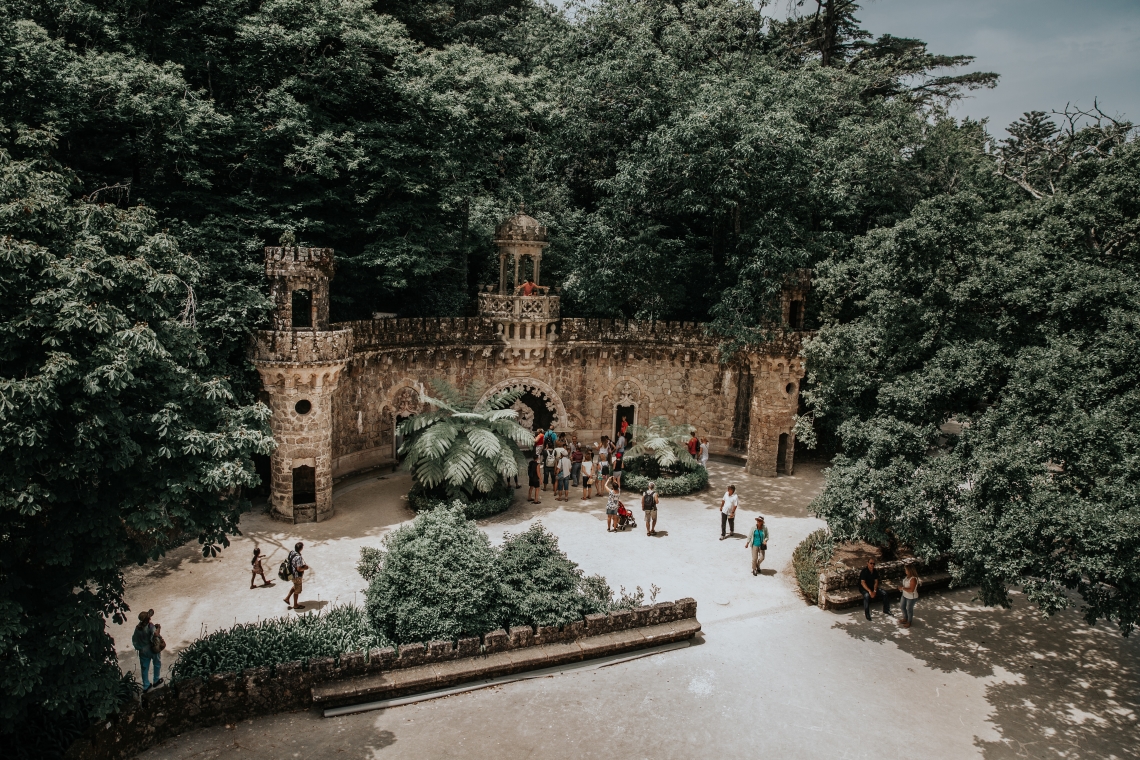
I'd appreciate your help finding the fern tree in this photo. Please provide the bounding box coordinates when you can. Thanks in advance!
[398,381,533,498]
[626,416,699,471]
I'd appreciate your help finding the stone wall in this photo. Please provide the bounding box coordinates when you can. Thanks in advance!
[328,316,806,479]
[67,599,697,760]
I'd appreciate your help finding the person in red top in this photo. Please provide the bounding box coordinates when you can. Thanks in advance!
[620,416,629,436]
[687,431,699,457]
[520,278,538,296]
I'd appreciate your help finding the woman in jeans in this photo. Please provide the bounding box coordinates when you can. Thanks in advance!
[747,516,768,576]
[898,564,920,628]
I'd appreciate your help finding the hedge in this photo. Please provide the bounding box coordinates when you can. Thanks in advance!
[407,482,514,519]
[170,605,389,682]
[791,528,835,604]
[621,456,709,496]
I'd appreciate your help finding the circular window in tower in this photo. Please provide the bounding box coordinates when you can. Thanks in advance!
[295,399,312,415]
[785,383,795,395]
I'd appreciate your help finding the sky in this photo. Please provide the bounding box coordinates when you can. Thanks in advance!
[851,0,1140,135]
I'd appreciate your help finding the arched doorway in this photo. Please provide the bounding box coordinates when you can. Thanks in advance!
[479,378,569,433]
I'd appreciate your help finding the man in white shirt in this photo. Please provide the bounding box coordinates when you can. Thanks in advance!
[719,485,739,540]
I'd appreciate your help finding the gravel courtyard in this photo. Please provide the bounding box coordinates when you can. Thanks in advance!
[115,458,1140,760]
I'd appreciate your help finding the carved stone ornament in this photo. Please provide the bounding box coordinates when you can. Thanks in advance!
[393,386,424,417]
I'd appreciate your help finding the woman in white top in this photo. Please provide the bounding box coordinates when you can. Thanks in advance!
[580,451,594,500]
[595,441,610,496]
[898,564,920,628]
[699,437,710,468]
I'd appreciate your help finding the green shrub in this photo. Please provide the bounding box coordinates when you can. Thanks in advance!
[496,524,610,627]
[170,605,388,682]
[622,456,709,496]
[365,505,501,643]
[792,529,835,604]
[407,481,514,519]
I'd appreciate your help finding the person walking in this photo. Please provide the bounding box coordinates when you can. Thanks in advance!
[859,558,891,621]
[131,610,164,691]
[605,476,620,532]
[747,516,769,575]
[580,450,594,500]
[898,564,920,628]
[570,438,583,487]
[283,542,309,610]
[250,547,270,588]
[543,445,557,492]
[642,482,659,535]
[527,453,542,503]
[687,431,699,458]
[557,449,572,501]
[699,437,710,468]
[719,485,739,539]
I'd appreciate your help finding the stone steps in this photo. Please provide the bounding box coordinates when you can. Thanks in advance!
[312,618,702,709]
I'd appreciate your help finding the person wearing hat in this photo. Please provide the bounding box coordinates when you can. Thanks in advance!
[747,516,769,576]
[131,609,163,690]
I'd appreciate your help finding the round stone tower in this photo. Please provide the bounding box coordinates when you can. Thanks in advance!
[252,245,352,523]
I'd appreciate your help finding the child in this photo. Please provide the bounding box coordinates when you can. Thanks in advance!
[580,450,594,500]
[250,547,270,588]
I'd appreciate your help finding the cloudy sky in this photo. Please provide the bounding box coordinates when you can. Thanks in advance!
[852,0,1140,134]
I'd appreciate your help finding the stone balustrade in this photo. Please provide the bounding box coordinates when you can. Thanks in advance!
[477,292,560,321]
[337,317,501,352]
[263,246,335,277]
[252,328,353,365]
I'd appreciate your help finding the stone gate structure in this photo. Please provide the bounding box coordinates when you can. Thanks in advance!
[252,214,808,523]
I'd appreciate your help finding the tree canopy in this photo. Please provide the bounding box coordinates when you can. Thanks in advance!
[0,0,1136,749]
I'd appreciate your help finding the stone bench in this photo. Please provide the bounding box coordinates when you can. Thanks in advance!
[818,557,952,611]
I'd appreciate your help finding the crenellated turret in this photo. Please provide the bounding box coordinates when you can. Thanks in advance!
[253,244,349,523]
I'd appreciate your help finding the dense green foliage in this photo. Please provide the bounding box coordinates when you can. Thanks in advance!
[407,482,514,519]
[398,381,533,499]
[0,139,271,735]
[363,506,611,642]
[806,113,1140,633]
[170,605,388,682]
[622,457,710,496]
[792,529,835,605]
[625,416,699,470]
[1,0,1136,740]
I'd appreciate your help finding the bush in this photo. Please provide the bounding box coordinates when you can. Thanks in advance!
[407,482,514,520]
[622,456,709,496]
[170,605,388,682]
[362,510,636,641]
[792,529,835,604]
[496,524,610,627]
[365,505,501,643]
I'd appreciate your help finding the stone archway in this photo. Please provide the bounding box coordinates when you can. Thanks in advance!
[479,377,570,431]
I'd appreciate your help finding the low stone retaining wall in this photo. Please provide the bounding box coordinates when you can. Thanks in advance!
[817,557,951,611]
[67,598,698,760]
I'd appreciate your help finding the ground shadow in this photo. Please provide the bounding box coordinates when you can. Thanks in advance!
[650,530,670,538]
[832,588,1140,759]
[759,568,777,576]
[290,599,330,613]
[364,729,397,755]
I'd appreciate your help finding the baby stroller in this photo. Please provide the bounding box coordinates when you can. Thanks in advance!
[615,501,638,531]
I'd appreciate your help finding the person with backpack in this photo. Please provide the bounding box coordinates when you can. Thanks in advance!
[283,542,309,610]
[570,437,584,487]
[543,446,557,492]
[642,482,660,535]
[131,609,164,691]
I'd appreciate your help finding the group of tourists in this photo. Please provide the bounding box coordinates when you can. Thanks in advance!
[526,427,634,504]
